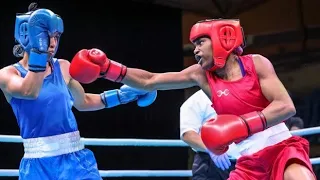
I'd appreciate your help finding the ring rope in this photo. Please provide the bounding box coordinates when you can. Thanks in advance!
[0,126,319,146]
[0,126,319,177]
[0,158,319,178]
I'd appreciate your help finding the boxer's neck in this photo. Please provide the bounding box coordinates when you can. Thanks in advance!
[19,53,29,68]
[214,54,242,81]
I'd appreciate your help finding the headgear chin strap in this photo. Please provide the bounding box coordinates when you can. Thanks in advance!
[189,19,246,71]
[13,3,64,57]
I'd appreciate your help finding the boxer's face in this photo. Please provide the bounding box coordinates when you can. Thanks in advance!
[193,37,213,70]
[48,35,59,56]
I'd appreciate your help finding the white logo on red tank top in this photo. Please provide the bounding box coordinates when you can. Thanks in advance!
[217,89,230,97]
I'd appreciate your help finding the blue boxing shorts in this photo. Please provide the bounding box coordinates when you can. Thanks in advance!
[19,131,102,180]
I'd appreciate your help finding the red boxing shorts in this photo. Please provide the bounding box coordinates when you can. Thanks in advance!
[228,136,316,180]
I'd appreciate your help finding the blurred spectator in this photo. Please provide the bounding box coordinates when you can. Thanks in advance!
[286,117,304,130]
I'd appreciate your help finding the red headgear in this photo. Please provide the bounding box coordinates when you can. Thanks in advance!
[189,19,245,71]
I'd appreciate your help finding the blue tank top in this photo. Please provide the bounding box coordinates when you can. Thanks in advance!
[10,59,78,139]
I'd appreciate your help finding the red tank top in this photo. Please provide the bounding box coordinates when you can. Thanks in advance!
[206,54,270,116]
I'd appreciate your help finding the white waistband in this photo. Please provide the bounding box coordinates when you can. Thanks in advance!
[23,131,84,158]
[236,123,292,156]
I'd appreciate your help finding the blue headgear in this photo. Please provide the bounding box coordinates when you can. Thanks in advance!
[13,4,64,57]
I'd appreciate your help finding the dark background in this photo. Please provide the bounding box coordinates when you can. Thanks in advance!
[0,0,188,179]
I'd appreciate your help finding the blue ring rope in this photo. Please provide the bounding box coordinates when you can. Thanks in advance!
[0,126,319,146]
[0,126,318,177]
[0,158,319,178]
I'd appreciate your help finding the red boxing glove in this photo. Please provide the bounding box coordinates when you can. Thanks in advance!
[69,48,127,84]
[200,111,267,155]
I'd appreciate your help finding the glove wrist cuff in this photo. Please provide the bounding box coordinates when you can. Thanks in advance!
[100,90,121,108]
[240,111,267,135]
[28,51,48,72]
[102,60,127,82]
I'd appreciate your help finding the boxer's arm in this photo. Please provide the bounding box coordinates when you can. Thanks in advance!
[253,54,296,127]
[70,48,204,91]
[122,64,202,91]
[68,78,105,111]
[0,66,46,100]
[59,60,105,111]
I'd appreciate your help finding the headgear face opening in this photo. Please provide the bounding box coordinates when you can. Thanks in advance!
[189,19,245,71]
[14,7,64,57]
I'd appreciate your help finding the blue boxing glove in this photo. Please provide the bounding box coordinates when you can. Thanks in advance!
[100,85,157,108]
[136,90,157,107]
[28,9,63,72]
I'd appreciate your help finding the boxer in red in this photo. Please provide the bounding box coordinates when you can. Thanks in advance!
[69,19,316,180]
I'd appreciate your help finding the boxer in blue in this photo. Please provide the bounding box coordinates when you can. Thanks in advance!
[0,3,157,179]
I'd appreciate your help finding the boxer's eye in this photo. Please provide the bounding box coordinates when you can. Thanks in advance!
[50,32,60,38]
[195,39,205,46]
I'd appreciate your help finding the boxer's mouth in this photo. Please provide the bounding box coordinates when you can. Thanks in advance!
[195,55,203,64]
